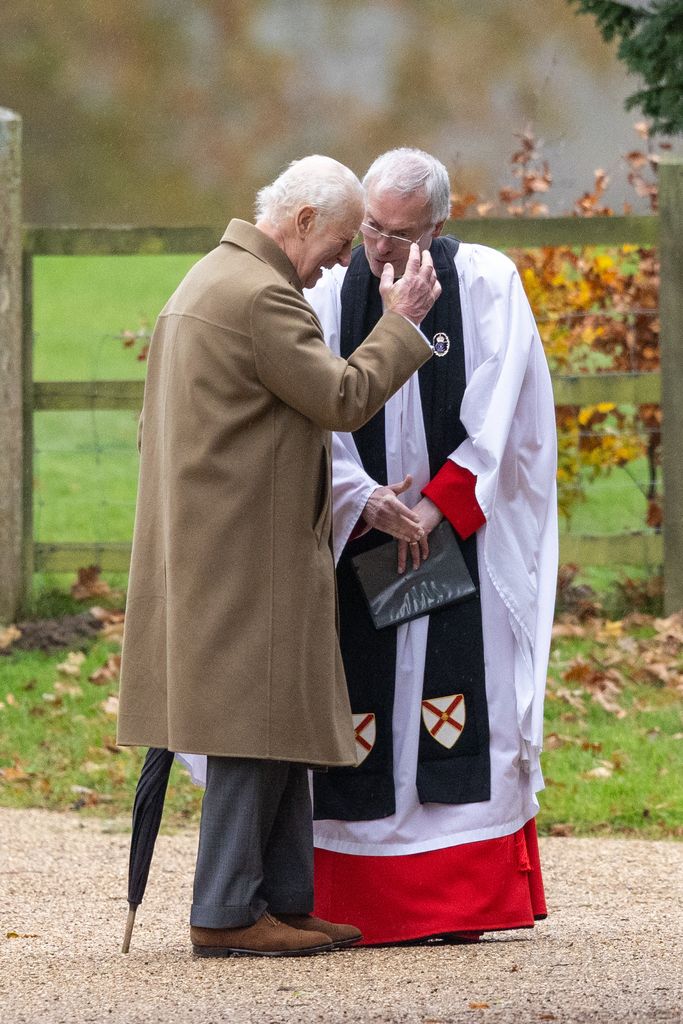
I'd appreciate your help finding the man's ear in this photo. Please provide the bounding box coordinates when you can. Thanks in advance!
[432,220,445,239]
[295,206,317,238]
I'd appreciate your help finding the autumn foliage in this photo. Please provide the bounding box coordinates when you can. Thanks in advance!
[452,124,666,525]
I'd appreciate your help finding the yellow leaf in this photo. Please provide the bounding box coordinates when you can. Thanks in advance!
[0,625,22,650]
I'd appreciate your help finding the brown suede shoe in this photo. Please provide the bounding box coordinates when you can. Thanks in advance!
[278,913,363,949]
[191,911,333,958]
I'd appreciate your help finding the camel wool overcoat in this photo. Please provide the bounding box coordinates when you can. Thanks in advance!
[117,220,431,766]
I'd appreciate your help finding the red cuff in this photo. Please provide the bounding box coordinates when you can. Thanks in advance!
[422,461,486,540]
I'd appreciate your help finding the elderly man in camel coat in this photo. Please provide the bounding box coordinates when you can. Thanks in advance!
[117,155,440,957]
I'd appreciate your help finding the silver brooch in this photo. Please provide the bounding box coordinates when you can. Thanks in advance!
[432,332,450,357]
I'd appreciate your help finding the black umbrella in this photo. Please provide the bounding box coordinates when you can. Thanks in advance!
[121,747,175,953]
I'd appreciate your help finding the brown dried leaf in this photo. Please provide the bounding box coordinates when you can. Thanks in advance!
[0,625,22,650]
[0,763,32,783]
[646,500,663,529]
[100,620,125,641]
[89,655,121,684]
[553,687,586,711]
[89,606,125,625]
[71,566,111,601]
[56,651,86,677]
[549,823,574,837]
[563,659,593,684]
[545,732,576,750]
[653,612,683,641]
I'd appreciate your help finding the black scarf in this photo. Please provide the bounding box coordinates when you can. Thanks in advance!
[313,238,490,822]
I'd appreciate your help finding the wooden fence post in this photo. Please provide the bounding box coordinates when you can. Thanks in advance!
[0,108,23,623]
[659,158,683,614]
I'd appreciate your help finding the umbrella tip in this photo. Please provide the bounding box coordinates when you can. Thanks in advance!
[121,906,137,954]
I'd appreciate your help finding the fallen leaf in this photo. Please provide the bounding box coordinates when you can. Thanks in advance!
[71,566,111,601]
[100,619,125,640]
[545,732,573,750]
[53,681,83,698]
[6,931,39,939]
[596,620,623,641]
[584,763,613,780]
[549,823,574,837]
[89,606,125,624]
[469,1003,490,1010]
[89,655,121,684]
[101,695,119,716]
[56,651,86,677]
[0,625,22,650]
[0,764,32,783]
[553,687,585,711]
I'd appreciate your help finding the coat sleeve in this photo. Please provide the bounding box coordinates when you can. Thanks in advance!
[250,283,431,432]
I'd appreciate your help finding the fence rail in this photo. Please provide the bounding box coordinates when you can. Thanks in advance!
[1,107,682,618]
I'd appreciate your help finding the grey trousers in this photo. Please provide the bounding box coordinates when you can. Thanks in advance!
[190,756,314,929]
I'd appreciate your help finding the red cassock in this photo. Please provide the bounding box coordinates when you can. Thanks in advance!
[314,461,546,945]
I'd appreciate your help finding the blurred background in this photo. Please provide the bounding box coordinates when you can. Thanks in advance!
[2,0,676,225]
[2,0,679,618]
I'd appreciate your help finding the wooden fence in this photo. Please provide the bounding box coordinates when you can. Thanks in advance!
[1,107,682,619]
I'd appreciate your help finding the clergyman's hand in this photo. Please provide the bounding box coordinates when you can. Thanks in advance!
[397,496,443,574]
[379,243,442,325]
[362,475,425,544]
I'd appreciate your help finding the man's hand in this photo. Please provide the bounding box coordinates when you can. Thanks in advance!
[397,496,443,574]
[379,244,442,325]
[362,475,425,543]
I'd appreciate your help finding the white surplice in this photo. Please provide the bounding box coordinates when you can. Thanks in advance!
[177,242,558,858]
[307,242,558,855]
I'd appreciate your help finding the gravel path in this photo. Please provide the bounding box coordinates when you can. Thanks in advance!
[1,808,681,1023]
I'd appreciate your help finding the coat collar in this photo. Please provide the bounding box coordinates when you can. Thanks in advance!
[221,219,303,293]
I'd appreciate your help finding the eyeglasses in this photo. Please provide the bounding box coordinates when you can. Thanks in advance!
[360,221,433,249]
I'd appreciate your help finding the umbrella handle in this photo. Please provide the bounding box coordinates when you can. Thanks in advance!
[121,905,137,954]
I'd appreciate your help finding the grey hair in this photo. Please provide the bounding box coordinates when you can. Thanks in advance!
[254,155,364,226]
[363,148,451,223]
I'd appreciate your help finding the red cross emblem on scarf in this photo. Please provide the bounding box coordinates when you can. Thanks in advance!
[421,694,466,749]
[352,712,376,765]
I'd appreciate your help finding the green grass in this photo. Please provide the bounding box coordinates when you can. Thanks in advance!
[0,636,201,826]
[540,681,682,838]
[0,629,680,837]
[30,255,198,594]
[25,254,661,608]
[33,254,199,381]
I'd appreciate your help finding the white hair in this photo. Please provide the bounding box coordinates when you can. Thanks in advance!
[363,148,451,223]
[254,155,364,226]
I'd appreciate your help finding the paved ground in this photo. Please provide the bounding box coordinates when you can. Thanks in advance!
[1,807,681,1023]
